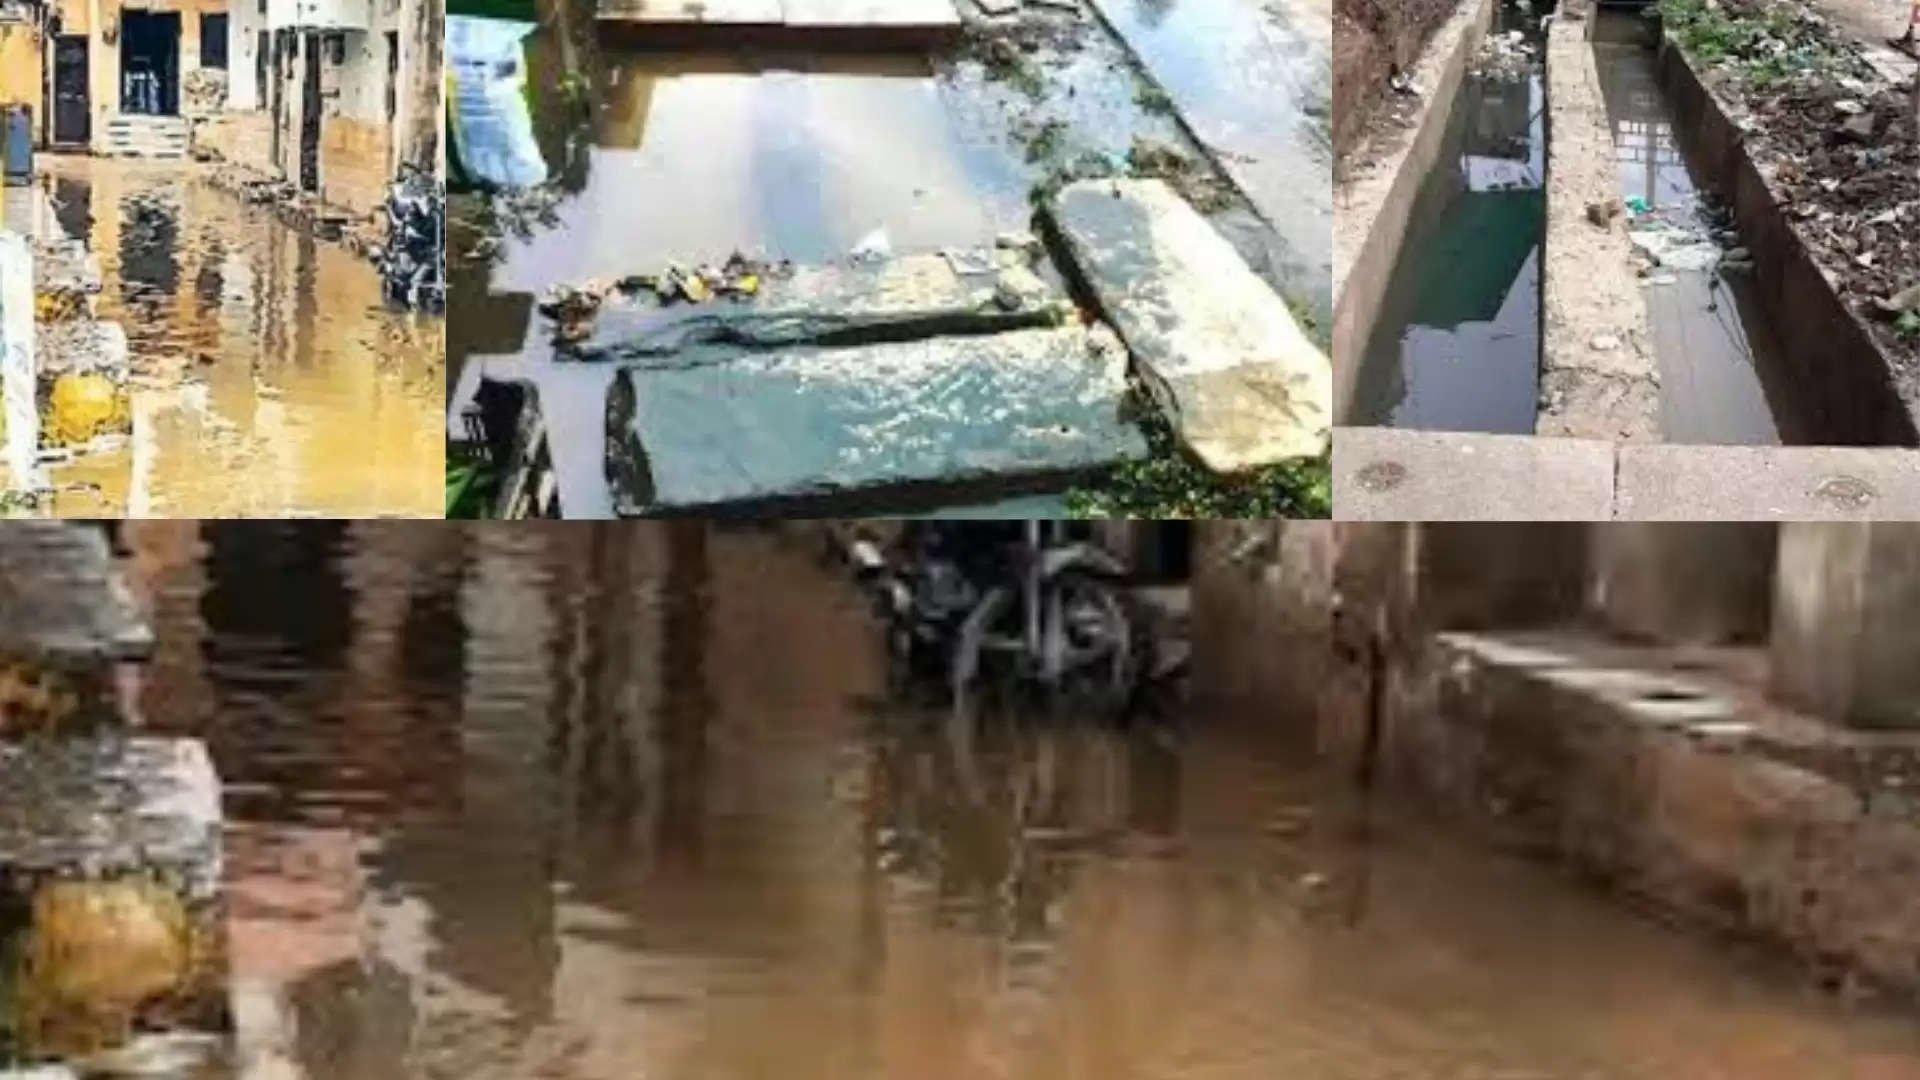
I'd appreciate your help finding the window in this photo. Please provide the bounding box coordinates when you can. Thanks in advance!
[200,13,228,69]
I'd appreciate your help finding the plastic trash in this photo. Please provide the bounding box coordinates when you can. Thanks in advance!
[447,16,546,189]
[1624,196,1650,215]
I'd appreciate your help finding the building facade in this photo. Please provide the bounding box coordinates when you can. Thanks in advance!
[211,0,440,214]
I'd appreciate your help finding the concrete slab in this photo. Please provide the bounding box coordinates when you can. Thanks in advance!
[607,324,1145,515]
[1615,445,1920,521]
[1772,524,1920,730]
[1332,426,1615,521]
[0,737,226,1059]
[1048,178,1330,472]
[576,250,1070,361]
[1540,15,1659,441]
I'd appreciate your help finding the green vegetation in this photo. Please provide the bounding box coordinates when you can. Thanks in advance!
[446,458,498,519]
[1657,0,1858,86]
[1065,388,1331,519]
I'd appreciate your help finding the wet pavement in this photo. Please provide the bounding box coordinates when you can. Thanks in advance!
[1590,13,1802,446]
[111,521,1920,1079]
[1351,4,1544,432]
[35,157,443,517]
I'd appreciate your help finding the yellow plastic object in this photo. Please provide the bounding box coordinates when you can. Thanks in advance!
[42,373,129,446]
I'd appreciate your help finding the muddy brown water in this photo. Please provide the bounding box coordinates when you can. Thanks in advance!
[36,158,442,517]
[116,522,1920,1079]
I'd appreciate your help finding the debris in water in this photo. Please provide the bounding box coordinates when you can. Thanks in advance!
[379,165,445,312]
[1470,29,1539,79]
[851,228,893,264]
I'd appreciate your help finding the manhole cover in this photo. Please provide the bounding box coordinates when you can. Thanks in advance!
[1811,475,1876,509]
[1354,460,1408,492]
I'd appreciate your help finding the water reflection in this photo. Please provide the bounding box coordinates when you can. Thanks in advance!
[122,522,1920,1079]
[37,158,442,517]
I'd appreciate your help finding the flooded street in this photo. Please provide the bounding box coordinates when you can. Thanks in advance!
[114,522,1920,1079]
[38,158,442,517]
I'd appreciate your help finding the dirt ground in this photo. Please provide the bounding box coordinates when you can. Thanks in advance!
[1688,0,1920,383]
[1333,0,1461,162]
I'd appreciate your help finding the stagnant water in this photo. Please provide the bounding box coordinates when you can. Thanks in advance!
[32,158,443,517]
[448,0,1315,518]
[1590,12,1802,445]
[119,522,1920,1079]
[1351,2,1546,432]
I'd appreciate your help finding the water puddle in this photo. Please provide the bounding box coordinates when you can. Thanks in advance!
[118,522,1920,1080]
[35,158,443,517]
[1087,0,1334,308]
[1591,12,1803,445]
[1350,2,1545,432]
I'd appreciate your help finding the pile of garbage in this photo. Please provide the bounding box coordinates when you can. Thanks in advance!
[537,254,789,343]
[377,166,445,313]
[1663,0,1918,363]
[1625,194,1751,282]
[1470,29,1539,80]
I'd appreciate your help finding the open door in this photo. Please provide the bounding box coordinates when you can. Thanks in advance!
[300,33,321,193]
[52,35,89,146]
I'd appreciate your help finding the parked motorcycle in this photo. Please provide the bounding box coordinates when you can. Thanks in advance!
[854,522,1146,716]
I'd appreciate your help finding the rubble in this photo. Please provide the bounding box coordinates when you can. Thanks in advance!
[1469,28,1540,79]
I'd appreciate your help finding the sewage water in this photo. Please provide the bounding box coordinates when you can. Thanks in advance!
[121,521,1920,1080]
[1351,4,1545,432]
[37,158,443,517]
[1590,12,1802,445]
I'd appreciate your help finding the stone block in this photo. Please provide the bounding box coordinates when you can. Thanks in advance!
[1049,178,1331,472]
[608,325,1145,514]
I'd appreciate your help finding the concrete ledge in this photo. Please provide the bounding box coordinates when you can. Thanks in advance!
[1656,36,1919,445]
[1332,0,1495,421]
[1540,14,1659,441]
[1396,631,1920,998]
[1336,427,1920,519]
[1616,445,1920,521]
[1333,427,1617,520]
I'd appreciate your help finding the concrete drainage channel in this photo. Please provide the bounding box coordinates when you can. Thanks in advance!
[1334,0,1920,519]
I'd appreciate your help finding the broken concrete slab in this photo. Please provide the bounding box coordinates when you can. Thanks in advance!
[1614,445,1920,521]
[608,324,1144,515]
[1048,178,1330,472]
[0,737,226,1060]
[595,0,963,46]
[575,250,1071,361]
[1332,427,1616,521]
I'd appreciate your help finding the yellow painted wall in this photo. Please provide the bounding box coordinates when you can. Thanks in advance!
[0,23,43,119]
[318,114,387,215]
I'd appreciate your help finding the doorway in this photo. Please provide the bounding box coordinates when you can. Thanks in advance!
[299,32,320,193]
[52,35,88,146]
[120,11,181,116]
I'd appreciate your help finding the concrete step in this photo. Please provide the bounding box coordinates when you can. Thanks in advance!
[100,117,191,159]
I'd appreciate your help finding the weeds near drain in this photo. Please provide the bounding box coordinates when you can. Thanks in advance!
[1065,386,1331,519]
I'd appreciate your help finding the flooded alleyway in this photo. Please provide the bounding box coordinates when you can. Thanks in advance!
[111,522,1920,1079]
[37,157,443,517]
